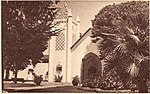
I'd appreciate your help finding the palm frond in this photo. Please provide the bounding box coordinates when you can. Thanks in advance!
[117,20,142,47]
[98,38,120,58]
[103,54,116,72]
[127,63,139,77]
[103,53,125,73]
[126,53,149,78]
[133,53,149,66]
[113,42,128,56]
[126,26,135,35]
[129,34,142,46]
[142,35,149,43]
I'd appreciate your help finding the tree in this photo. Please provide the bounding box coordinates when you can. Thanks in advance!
[91,1,149,92]
[2,1,61,83]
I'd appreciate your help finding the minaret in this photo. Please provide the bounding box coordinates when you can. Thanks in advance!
[66,9,72,82]
[76,15,80,39]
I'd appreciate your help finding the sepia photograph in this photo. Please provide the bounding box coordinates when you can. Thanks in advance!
[1,0,150,93]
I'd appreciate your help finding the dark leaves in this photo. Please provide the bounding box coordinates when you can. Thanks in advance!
[2,1,59,70]
[91,1,149,79]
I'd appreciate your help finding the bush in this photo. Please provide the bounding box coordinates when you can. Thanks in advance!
[82,79,89,87]
[81,73,127,90]
[33,73,43,85]
[72,75,80,86]
[130,84,138,92]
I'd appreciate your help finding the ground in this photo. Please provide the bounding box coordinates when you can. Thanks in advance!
[3,81,91,93]
[3,81,150,93]
[8,86,92,93]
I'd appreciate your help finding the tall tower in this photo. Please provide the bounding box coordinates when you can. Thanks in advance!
[47,2,80,82]
[48,2,69,82]
[66,9,72,82]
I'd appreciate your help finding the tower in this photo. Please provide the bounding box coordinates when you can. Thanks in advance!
[47,3,80,82]
[66,9,72,82]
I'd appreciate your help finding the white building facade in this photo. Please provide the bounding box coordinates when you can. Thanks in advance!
[46,3,102,82]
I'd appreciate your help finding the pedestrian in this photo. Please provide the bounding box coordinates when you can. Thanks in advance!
[45,71,48,81]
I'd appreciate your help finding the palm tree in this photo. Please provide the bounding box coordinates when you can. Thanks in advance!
[91,1,149,92]
[92,18,149,92]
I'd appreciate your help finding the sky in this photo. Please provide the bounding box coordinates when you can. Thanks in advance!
[65,1,123,33]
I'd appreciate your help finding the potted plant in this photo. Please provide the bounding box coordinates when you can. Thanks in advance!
[33,73,43,85]
[54,75,63,82]
[72,75,80,86]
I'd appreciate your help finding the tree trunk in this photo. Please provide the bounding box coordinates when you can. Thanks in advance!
[14,69,18,84]
[2,67,4,90]
[138,79,148,93]
[5,68,10,80]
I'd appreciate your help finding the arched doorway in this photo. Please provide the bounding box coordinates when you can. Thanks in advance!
[88,66,97,75]
[81,52,101,82]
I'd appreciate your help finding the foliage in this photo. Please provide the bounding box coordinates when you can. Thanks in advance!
[33,73,43,85]
[91,1,149,92]
[2,1,60,74]
[72,75,80,86]
[82,72,126,90]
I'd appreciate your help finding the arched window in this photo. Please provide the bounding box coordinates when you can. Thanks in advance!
[55,33,65,50]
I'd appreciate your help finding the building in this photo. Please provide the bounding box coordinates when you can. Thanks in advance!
[4,2,102,83]
[46,2,102,82]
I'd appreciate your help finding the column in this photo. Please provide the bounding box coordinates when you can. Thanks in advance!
[66,9,72,82]
[48,38,55,82]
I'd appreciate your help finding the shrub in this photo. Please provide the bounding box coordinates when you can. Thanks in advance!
[82,79,89,87]
[72,75,80,86]
[33,73,43,85]
[82,73,126,90]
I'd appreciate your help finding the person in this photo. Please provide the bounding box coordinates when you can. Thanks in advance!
[45,71,48,81]
[27,69,34,80]
[27,64,34,80]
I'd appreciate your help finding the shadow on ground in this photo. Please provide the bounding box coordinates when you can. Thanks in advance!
[4,82,37,88]
[7,86,90,93]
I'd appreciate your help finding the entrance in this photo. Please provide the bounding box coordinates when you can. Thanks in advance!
[81,52,101,82]
[88,66,97,75]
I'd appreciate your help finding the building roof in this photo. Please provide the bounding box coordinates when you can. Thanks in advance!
[71,28,92,51]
